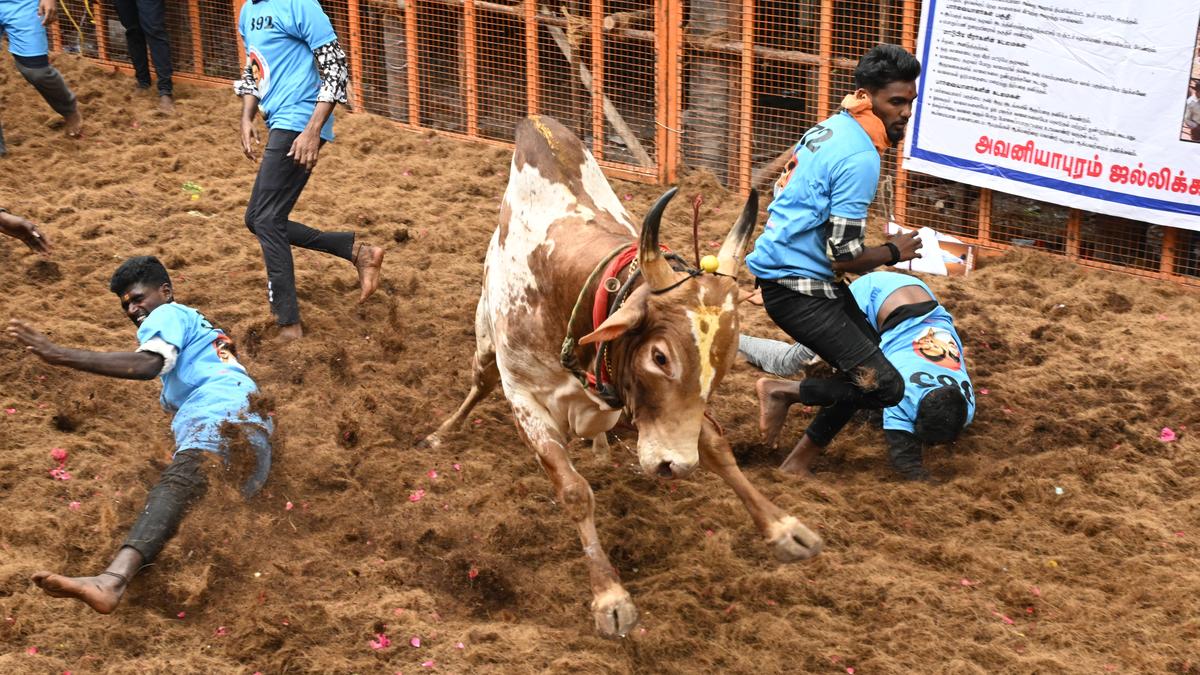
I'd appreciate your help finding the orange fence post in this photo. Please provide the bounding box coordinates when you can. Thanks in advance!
[894,0,917,227]
[464,0,478,137]
[590,0,604,159]
[405,0,420,125]
[348,0,364,110]
[50,18,62,52]
[524,0,539,115]
[1160,226,1180,276]
[187,0,204,73]
[816,0,831,118]
[94,0,108,61]
[736,0,754,194]
[977,188,993,244]
[234,0,246,67]
[662,0,682,183]
[1066,209,1081,259]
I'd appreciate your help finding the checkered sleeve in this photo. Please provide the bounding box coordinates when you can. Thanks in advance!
[233,62,257,97]
[828,215,866,262]
[314,40,349,105]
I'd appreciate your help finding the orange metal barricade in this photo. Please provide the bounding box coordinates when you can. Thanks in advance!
[55,0,1198,285]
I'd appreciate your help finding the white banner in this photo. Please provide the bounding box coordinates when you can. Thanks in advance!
[903,1,1200,231]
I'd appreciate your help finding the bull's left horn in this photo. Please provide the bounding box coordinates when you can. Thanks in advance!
[639,187,681,290]
[716,189,759,278]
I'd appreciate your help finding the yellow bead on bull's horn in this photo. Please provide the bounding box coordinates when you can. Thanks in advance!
[699,255,720,274]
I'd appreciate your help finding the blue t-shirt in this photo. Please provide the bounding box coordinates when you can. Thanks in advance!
[136,303,271,454]
[0,0,49,57]
[747,111,880,282]
[849,272,975,435]
[239,0,337,141]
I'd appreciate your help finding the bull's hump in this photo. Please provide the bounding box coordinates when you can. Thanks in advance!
[512,116,634,234]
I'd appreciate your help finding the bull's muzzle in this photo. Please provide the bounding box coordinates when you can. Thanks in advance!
[638,446,698,479]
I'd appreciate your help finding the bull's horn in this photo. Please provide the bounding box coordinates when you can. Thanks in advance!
[716,189,759,278]
[639,187,681,290]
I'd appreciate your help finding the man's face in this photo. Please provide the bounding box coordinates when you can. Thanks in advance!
[863,80,918,144]
[118,282,172,327]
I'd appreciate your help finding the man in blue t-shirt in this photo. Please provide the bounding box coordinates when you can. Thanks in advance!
[743,271,973,480]
[0,0,82,155]
[234,0,384,341]
[746,44,924,476]
[7,256,272,614]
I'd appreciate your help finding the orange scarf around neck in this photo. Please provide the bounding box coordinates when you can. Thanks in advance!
[841,93,890,156]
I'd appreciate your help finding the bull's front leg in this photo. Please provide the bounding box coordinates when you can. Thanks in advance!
[512,399,638,638]
[699,417,823,562]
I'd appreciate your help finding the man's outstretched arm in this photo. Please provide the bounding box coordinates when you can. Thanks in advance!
[7,319,163,380]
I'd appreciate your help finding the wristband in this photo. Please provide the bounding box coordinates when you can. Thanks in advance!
[885,241,901,265]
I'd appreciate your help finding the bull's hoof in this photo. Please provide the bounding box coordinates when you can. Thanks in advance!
[766,515,823,562]
[418,433,443,450]
[591,586,639,638]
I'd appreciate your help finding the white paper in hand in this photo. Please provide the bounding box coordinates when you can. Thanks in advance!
[886,222,946,275]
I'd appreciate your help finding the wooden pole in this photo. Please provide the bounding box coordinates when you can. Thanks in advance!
[1159,226,1180,276]
[894,0,918,227]
[1066,209,1082,259]
[463,0,478,137]
[817,0,832,118]
[977,188,993,244]
[590,0,604,159]
[187,0,203,73]
[348,0,364,110]
[405,0,420,125]
[736,0,754,194]
[383,8,408,120]
[95,0,109,61]
[525,0,538,115]
[663,0,682,182]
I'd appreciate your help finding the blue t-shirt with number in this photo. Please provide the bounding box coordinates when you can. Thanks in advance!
[747,110,880,283]
[850,272,975,434]
[238,0,337,141]
[136,303,271,454]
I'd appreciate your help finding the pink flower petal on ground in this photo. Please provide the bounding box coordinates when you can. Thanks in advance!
[49,467,72,481]
[215,626,228,636]
[409,489,425,502]
[1159,427,1177,442]
[285,501,294,511]
[472,418,483,426]
[468,567,479,580]
[978,388,989,395]
[410,636,421,648]
[427,470,438,479]
[991,611,1015,625]
[1175,531,1185,537]
[393,608,405,616]
[421,661,435,668]
[847,668,856,674]
[705,529,715,537]
[960,578,977,586]
[5,408,15,415]
[50,448,68,463]
[25,646,37,655]
[68,501,81,511]
[452,463,462,472]
[1030,586,1041,597]
[369,633,391,650]
[455,642,464,649]
[177,611,186,619]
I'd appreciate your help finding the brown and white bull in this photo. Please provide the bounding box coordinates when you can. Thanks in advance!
[425,115,822,637]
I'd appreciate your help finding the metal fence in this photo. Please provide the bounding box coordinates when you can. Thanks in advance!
[49,0,1199,284]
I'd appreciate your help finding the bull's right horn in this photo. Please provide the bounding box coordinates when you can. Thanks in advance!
[639,187,682,291]
[716,189,759,278]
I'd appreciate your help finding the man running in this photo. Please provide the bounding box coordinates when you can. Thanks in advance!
[0,0,83,155]
[115,0,175,113]
[747,271,974,480]
[1,206,51,252]
[235,0,384,341]
[7,256,271,613]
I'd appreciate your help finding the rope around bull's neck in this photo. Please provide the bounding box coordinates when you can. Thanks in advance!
[560,242,630,388]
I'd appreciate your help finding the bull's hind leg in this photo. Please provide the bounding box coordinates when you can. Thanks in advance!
[699,417,823,562]
[512,397,637,638]
[423,297,500,448]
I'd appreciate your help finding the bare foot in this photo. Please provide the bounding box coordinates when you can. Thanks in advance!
[157,95,175,115]
[756,377,799,448]
[62,110,83,138]
[31,571,126,614]
[277,323,303,341]
[354,244,385,303]
[779,435,822,477]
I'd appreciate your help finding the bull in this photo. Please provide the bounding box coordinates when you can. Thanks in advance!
[425,116,822,637]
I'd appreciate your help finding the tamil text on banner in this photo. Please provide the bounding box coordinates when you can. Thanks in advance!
[903,0,1200,231]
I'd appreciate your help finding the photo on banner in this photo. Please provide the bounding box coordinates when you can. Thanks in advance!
[903,1,1200,232]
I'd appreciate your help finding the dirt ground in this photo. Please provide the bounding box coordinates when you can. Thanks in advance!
[3,56,1200,674]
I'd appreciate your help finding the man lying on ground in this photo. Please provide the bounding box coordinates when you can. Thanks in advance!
[0,207,51,253]
[7,255,272,613]
[745,271,975,481]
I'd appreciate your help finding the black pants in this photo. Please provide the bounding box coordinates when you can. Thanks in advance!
[114,0,173,95]
[123,450,209,562]
[760,279,905,447]
[245,129,355,326]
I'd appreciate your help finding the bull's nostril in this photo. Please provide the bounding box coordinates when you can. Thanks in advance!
[656,461,674,478]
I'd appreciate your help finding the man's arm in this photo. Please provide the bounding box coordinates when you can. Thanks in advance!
[832,230,921,275]
[234,63,261,162]
[0,210,52,254]
[287,40,349,171]
[6,320,163,380]
[883,428,929,481]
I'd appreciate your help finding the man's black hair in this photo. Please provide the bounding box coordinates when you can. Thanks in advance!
[913,385,967,445]
[854,44,921,91]
[109,255,172,295]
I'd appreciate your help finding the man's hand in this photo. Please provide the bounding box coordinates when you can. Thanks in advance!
[0,212,52,254]
[7,319,64,365]
[240,118,260,162]
[37,0,56,25]
[890,230,923,262]
[287,130,322,171]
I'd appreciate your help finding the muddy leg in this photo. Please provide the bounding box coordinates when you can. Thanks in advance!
[423,349,499,447]
[699,417,822,562]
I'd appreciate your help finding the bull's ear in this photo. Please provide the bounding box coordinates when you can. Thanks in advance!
[579,296,645,345]
[716,189,759,278]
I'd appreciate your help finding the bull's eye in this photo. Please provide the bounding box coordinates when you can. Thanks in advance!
[652,349,669,368]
